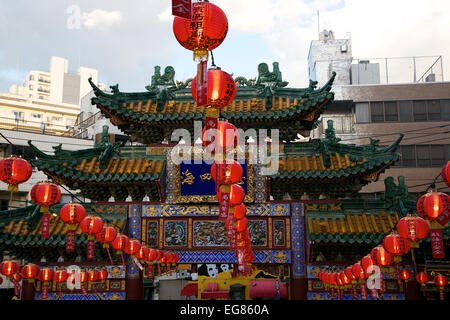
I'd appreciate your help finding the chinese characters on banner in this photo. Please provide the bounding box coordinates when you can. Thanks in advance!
[430,228,445,258]
[219,189,230,220]
[41,213,50,238]
[197,60,208,107]
[87,239,95,260]
[172,0,192,19]
[66,229,76,252]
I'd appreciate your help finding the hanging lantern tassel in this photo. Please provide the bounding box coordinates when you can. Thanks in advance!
[194,48,209,62]
[41,207,51,238]
[380,270,385,296]
[439,286,445,301]
[394,257,402,288]
[87,235,95,260]
[157,263,161,275]
[10,277,21,296]
[359,279,367,300]
[146,264,154,278]
[81,283,88,296]
[57,283,63,300]
[66,225,77,252]
[352,280,358,300]
[371,288,378,299]
[41,281,49,300]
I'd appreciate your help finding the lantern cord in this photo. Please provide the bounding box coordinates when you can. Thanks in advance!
[0,131,14,146]
[210,51,216,67]
[121,253,126,271]
[411,248,418,275]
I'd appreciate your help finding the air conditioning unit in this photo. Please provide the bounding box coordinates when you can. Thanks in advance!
[341,45,348,53]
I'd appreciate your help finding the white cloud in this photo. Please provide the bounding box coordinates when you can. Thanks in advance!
[82,9,123,32]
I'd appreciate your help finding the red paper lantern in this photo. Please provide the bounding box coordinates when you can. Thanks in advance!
[80,216,103,236]
[236,218,248,232]
[434,274,448,287]
[416,192,449,221]
[416,272,429,285]
[30,181,61,207]
[147,249,158,262]
[211,160,243,185]
[173,1,228,60]
[233,204,247,220]
[351,262,366,279]
[124,240,142,256]
[1,260,19,277]
[442,161,450,187]
[12,273,21,282]
[192,68,236,108]
[136,246,150,261]
[99,270,108,281]
[202,120,239,152]
[79,271,88,284]
[53,270,68,283]
[396,215,429,243]
[361,255,375,274]
[344,266,356,281]
[38,268,54,282]
[111,234,130,253]
[371,245,393,266]
[96,227,118,246]
[0,155,32,187]
[217,184,245,206]
[88,270,99,282]
[59,203,86,225]
[400,269,411,281]
[383,232,411,256]
[21,264,40,280]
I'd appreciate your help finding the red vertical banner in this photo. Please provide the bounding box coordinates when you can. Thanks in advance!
[435,208,450,227]
[360,281,367,300]
[41,212,50,238]
[147,264,154,278]
[218,185,230,220]
[430,229,445,258]
[81,284,88,296]
[66,229,76,252]
[172,0,192,19]
[395,263,402,288]
[197,60,208,107]
[41,283,49,300]
[87,238,95,260]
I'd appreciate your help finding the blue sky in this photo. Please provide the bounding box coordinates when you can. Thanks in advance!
[0,0,448,93]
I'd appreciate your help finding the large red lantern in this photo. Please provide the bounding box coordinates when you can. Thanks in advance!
[88,270,99,283]
[434,274,448,301]
[361,255,374,274]
[38,268,54,300]
[442,161,450,187]
[202,120,239,152]
[60,203,86,225]
[111,234,130,253]
[236,218,248,232]
[99,269,108,282]
[60,203,86,253]
[396,215,429,245]
[21,264,40,282]
[217,184,245,206]
[233,203,247,220]
[147,248,158,262]
[0,155,32,191]
[351,262,366,280]
[371,245,393,266]
[1,260,19,278]
[416,192,449,221]
[53,270,68,283]
[211,160,243,185]
[400,269,411,281]
[80,216,103,260]
[30,181,61,207]
[96,226,118,264]
[416,272,429,287]
[192,68,236,108]
[382,232,411,256]
[124,240,142,257]
[173,1,228,61]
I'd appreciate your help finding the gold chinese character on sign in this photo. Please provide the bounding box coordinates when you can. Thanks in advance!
[181,169,195,186]
[199,173,212,181]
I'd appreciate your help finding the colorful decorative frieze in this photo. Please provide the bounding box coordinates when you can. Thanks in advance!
[175,250,291,264]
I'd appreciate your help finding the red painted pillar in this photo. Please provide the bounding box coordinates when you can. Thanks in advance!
[21,280,36,300]
[126,269,144,300]
[291,277,308,300]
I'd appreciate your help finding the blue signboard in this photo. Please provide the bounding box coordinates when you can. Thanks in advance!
[179,160,248,196]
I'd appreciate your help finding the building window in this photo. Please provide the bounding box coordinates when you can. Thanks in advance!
[442,100,450,120]
[399,101,412,122]
[31,113,42,119]
[370,102,384,122]
[427,100,441,121]
[13,111,24,121]
[384,101,398,122]
[396,144,449,168]
[322,115,355,134]
[355,102,370,123]
[29,75,34,81]
[413,101,427,121]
